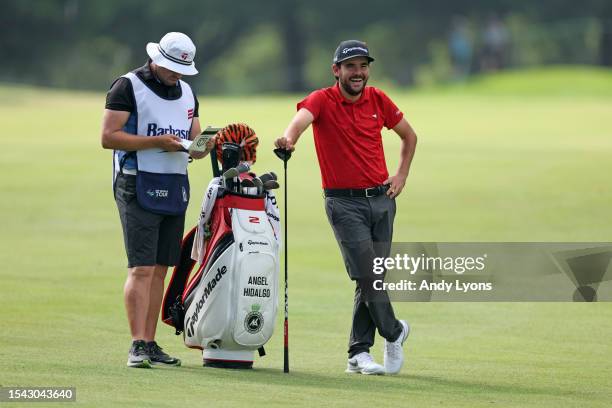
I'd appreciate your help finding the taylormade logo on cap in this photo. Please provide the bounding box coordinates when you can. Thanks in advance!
[333,40,375,64]
[158,33,194,65]
[342,47,368,55]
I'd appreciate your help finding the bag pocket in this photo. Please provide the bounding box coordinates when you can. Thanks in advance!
[136,171,190,215]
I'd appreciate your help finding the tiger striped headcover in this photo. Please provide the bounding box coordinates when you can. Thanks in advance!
[215,123,259,164]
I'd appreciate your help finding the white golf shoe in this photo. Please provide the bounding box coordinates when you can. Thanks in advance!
[345,352,385,375]
[383,320,410,375]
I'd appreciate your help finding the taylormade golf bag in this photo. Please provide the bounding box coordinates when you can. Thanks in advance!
[162,137,280,368]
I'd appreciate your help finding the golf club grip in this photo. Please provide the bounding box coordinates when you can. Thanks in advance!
[284,318,289,373]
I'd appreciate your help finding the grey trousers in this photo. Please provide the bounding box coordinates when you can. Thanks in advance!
[325,194,403,357]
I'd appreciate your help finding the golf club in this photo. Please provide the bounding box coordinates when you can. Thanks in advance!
[263,180,279,190]
[258,172,278,183]
[252,177,263,195]
[274,147,292,373]
[223,162,251,179]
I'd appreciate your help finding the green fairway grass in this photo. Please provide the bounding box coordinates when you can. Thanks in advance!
[1,67,611,407]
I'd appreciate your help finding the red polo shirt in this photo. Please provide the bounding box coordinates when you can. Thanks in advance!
[297,84,403,189]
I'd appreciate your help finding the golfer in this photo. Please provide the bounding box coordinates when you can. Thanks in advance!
[275,40,417,375]
[101,32,212,368]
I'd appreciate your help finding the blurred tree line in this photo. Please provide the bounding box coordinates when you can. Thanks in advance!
[1,0,611,94]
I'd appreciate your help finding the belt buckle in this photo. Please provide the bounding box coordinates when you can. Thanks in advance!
[365,187,376,198]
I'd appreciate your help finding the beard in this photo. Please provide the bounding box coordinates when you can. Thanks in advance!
[339,75,368,96]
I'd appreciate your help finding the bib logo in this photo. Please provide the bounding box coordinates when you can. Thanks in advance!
[147,123,189,139]
[147,189,168,198]
[244,304,264,334]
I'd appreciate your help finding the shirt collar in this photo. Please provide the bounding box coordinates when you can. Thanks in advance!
[142,59,180,88]
[140,60,154,80]
[332,82,370,105]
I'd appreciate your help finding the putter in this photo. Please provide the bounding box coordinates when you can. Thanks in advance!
[274,147,292,373]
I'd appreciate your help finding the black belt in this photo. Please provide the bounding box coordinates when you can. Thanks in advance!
[324,185,389,198]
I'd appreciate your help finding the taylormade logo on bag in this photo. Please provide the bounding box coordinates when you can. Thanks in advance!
[248,240,268,246]
[185,265,228,337]
[147,123,190,138]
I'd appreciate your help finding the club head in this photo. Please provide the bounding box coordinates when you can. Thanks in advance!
[263,180,280,190]
[274,148,292,163]
[223,167,239,179]
[259,172,277,183]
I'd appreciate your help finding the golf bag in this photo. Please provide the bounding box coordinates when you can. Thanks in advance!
[162,140,280,369]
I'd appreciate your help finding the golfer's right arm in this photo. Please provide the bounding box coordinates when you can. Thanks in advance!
[101,109,183,151]
[275,108,314,151]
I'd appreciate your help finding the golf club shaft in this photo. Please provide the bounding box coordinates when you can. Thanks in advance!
[283,159,289,373]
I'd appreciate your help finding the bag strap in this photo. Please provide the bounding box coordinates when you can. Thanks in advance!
[200,127,221,178]
[210,148,221,178]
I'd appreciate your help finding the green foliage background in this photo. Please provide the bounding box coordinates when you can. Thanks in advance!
[2,0,612,93]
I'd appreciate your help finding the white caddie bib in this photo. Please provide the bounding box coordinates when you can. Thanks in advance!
[124,72,193,173]
[123,72,195,215]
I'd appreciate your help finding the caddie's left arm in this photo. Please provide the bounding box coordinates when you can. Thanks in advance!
[385,118,417,198]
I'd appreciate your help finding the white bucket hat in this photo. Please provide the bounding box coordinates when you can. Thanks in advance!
[146,32,198,75]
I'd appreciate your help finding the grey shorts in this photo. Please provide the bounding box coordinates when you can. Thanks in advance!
[114,173,186,268]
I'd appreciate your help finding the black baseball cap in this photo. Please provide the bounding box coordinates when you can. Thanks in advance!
[333,40,375,64]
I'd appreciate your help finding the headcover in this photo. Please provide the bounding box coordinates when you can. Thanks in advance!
[215,123,259,164]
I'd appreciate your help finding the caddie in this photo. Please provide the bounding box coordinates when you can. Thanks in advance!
[101,32,213,368]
